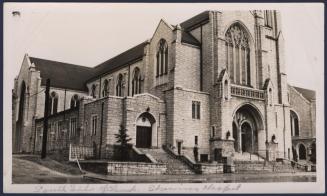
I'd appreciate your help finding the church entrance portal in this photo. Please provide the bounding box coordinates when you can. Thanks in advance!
[232,104,264,154]
[135,112,156,148]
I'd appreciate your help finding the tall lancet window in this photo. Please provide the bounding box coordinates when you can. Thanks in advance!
[49,91,58,115]
[116,74,124,97]
[132,67,142,96]
[225,23,251,86]
[156,39,168,77]
[102,79,109,97]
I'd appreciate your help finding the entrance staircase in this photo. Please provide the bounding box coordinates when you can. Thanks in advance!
[233,152,306,173]
[139,148,196,175]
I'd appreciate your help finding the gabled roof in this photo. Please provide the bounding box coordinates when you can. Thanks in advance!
[292,86,316,101]
[180,11,210,30]
[30,57,93,92]
[89,41,148,81]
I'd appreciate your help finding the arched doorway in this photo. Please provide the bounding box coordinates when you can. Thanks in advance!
[232,104,264,154]
[241,122,252,152]
[135,112,156,148]
[299,144,306,160]
[15,81,26,152]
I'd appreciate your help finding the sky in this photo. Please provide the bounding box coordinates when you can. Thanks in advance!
[4,3,324,93]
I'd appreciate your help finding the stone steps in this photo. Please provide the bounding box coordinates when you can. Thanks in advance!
[139,148,195,175]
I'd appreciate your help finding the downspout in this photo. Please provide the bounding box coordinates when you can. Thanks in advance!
[99,77,102,98]
[200,26,203,91]
[283,104,286,158]
[99,102,104,159]
[128,64,131,96]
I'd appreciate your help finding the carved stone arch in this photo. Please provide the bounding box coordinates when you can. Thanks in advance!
[223,20,254,45]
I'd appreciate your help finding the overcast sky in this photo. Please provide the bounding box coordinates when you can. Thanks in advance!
[4,3,324,92]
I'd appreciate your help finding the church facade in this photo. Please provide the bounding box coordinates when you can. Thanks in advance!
[12,10,316,163]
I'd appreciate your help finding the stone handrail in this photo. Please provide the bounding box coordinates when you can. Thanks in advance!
[230,84,265,100]
[131,146,157,163]
[162,145,201,173]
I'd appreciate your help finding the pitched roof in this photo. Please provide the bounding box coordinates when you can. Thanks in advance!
[89,41,148,81]
[30,57,93,92]
[181,31,201,46]
[180,11,210,30]
[292,86,316,101]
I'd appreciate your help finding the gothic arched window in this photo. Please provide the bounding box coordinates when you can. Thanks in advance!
[102,79,109,97]
[116,74,124,97]
[290,110,299,137]
[225,23,251,86]
[132,67,142,96]
[156,39,168,77]
[91,84,96,98]
[49,91,58,115]
[70,94,79,109]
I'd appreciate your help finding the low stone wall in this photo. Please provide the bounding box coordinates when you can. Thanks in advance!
[78,160,166,175]
[198,163,224,174]
[107,162,166,175]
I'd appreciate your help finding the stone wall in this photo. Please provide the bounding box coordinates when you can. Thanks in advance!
[107,162,166,175]
[199,163,224,174]
[170,87,210,155]
[34,108,79,153]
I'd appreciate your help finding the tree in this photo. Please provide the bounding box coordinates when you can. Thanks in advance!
[114,124,132,161]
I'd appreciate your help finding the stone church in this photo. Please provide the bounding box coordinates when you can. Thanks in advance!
[12,10,316,164]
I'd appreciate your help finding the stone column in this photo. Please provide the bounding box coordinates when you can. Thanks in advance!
[238,125,242,153]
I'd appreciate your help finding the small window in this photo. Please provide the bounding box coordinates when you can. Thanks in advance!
[91,115,98,136]
[70,118,77,138]
[192,101,201,119]
[70,94,79,109]
[200,154,209,162]
[195,136,198,145]
[212,126,215,138]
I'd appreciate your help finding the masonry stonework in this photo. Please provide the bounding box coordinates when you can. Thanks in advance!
[12,10,316,169]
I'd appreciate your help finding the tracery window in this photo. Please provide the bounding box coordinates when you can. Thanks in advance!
[132,67,142,96]
[156,39,168,77]
[264,10,273,27]
[225,23,251,86]
[49,91,58,115]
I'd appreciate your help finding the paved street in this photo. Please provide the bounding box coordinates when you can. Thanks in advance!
[12,156,103,184]
[85,171,316,183]
[12,155,316,184]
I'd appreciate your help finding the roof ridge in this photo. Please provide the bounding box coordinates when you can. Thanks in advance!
[93,40,148,69]
[29,56,92,69]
